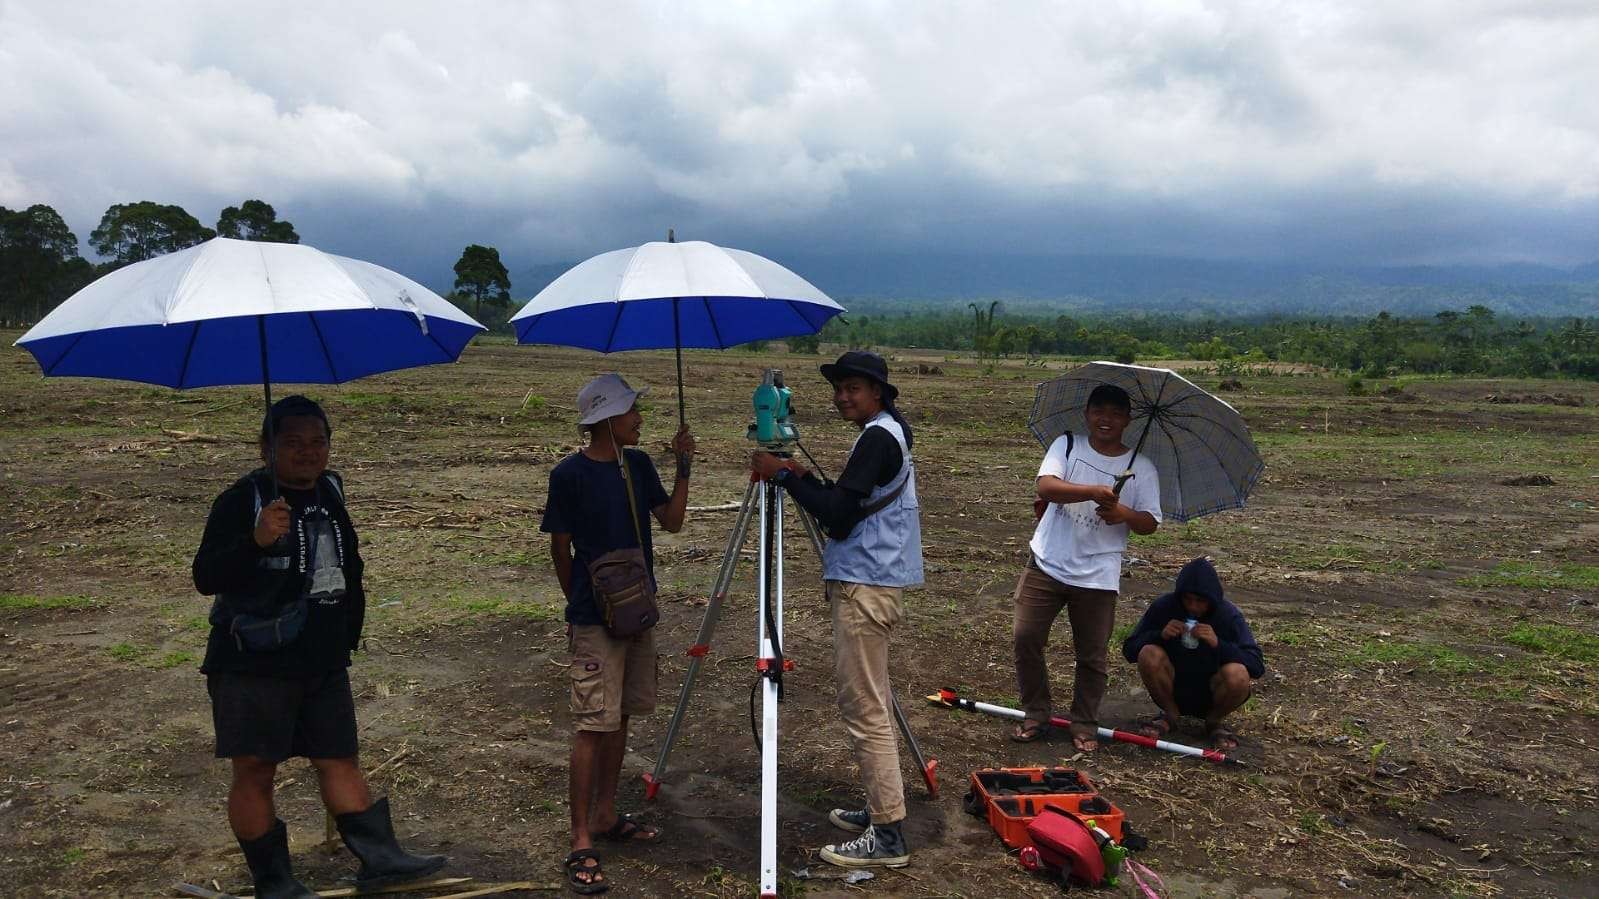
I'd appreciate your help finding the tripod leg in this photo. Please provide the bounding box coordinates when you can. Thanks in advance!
[794,504,826,559]
[644,476,760,799]
[889,690,939,797]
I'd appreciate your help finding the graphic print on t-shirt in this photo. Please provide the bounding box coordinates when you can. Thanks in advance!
[299,508,347,603]
[1055,456,1125,530]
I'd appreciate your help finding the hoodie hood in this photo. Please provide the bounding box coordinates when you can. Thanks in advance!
[1174,556,1224,609]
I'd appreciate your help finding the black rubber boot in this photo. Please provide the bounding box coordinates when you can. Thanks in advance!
[236,819,319,899]
[334,797,447,888]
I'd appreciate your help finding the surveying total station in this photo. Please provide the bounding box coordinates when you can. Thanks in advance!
[643,368,937,899]
[747,369,799,449]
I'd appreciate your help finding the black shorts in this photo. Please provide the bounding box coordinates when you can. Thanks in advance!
[207,669,359,762]
[1174,669,1218,718]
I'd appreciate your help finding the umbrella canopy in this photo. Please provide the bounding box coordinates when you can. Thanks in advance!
[510,240,844,351]
[1027,361,1264,522]
[16,237,484,387]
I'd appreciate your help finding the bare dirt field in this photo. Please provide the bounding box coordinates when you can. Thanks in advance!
[2,334,1596,898]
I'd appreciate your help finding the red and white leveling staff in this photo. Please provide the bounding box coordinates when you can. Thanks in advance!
[928,687,1244,767]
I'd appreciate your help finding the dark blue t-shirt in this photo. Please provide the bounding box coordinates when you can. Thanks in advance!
[540,449,670,625]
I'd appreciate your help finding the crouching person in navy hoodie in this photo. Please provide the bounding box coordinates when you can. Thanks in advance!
[1120,556,1263,751]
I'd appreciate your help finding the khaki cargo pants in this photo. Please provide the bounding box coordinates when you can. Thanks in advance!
[827,579,907,824]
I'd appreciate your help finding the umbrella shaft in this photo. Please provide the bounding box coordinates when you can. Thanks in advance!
[258,315,277,499]
[673,301,685,426]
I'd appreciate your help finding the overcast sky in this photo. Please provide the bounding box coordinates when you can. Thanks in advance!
[3,1,1597,291]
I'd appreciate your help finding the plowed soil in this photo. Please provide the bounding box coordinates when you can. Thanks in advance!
[2,336,1596,898]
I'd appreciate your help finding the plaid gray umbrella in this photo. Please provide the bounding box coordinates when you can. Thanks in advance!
[1027,361,1264,522]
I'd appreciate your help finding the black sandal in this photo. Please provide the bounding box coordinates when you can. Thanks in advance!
[1010,719,1052,743]
[1207,723,1240,752]
[1136,710,1176,739]
[564,848,609,894]
[594,812,659,843]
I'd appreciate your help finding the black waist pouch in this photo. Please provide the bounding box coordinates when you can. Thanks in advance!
[211,565,307,652]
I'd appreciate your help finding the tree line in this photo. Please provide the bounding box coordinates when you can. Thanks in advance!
[814,303,1599,380]
[0,200,511,329]
[5,200,1594,380]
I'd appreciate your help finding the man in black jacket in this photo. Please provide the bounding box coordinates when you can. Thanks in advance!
[1121,556,1262,751]
[194,395,444,899]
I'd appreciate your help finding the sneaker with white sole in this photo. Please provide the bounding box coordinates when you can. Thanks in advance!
[819,823,910,868]
[828,807,870,834]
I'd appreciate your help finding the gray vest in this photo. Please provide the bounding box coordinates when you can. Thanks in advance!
[822,412,924,587]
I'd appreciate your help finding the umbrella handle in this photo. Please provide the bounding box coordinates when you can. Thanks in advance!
[1112,471,1135,496]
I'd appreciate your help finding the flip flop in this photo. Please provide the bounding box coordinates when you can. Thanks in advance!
[1010,719,1052,743]
[564,848,609,894]
[1207,723,1239,752]
[1136,710,1176,739]
[594,812,659,843]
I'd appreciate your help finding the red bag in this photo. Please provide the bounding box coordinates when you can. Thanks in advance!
[1025,805,1105,886]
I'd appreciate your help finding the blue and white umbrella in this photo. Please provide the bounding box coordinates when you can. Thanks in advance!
[1028,361,1264,522]
[509,238,844,423]
[16,237,485,490]
[17,237,484,387]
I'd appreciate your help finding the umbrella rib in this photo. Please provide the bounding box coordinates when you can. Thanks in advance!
[1154,412,1189,517]
[602,302,625,353]
[782,298,813,334]
[703,297,726,348]
[1159,413,1255,509]
[308,311,340,383]
[423,317,454,362]
[40,330,91,377]
[176,319,203,389]
[161,241,210,326]
[515,311,541,343]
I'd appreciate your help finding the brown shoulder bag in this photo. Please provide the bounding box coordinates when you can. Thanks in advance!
[587,450,660,637]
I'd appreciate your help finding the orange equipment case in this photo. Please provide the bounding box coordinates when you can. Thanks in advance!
[967,766,1126,846]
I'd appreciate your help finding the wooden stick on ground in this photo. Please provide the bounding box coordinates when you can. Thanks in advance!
[230,874,475,898]
[162,428,226,443]
[190,399,250,416]
[432,882,558,898]
[174,883,240,899]
[366,747,413,777]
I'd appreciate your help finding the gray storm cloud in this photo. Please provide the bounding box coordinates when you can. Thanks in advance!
[2,0,1596,277]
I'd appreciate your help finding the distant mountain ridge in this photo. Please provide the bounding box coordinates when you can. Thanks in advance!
[512,254,1599,318]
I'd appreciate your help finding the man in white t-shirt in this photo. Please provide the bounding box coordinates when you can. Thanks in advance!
[1011,384,1162,752]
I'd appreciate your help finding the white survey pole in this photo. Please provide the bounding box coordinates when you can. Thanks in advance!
[757,486,781,897]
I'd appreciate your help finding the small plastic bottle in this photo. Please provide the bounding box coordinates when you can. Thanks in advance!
[1181,618,1200,649]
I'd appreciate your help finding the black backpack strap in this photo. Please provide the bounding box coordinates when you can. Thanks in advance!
[320,471,346,506]
[1037,432,1074,518]
[857,478,908,518]
[854,420,914,520]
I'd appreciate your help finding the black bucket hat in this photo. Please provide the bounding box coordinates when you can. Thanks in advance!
[820,350,898,403]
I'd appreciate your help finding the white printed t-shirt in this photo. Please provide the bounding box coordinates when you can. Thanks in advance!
[1029,432,1163,592]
